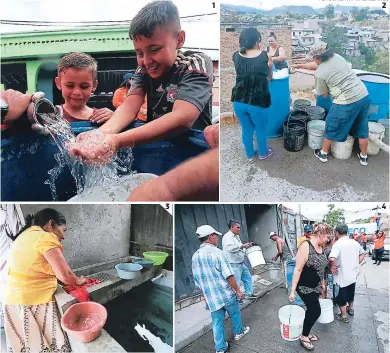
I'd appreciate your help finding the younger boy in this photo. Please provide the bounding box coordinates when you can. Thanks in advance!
[69,0,214,165]
[55,52,113,124]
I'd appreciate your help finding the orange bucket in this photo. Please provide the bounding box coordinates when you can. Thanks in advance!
[61,302,107,343]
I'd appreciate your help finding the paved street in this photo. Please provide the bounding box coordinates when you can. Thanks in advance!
[220,123,389,202]
[180,259,389,353]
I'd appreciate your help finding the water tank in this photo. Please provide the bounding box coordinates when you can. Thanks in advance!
[316,71,390,121]
[267,76,291,137]
[1,121,207,201]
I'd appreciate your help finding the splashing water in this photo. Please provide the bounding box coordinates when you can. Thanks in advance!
[39,113,136,201]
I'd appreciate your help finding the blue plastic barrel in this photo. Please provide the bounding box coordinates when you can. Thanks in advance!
[357,73,390,121]
[1,121,208,201]
[286,259,305,306]
[267,76,291,137]
[316,72,390,122]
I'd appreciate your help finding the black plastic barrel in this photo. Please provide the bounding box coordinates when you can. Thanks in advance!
[293,99,311,111]
[306,106,326,120]
[283,120,306,152]
[288,110,310,125]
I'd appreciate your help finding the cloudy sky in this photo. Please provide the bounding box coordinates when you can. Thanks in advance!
[283,203,389,223]
[222,0,388,11]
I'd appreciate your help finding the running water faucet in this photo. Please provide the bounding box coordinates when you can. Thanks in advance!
[151,271,167,283]
[32,98,57,126]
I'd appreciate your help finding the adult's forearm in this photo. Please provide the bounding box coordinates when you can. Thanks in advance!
[291,269,301,293]
[272,56,285,63]
[127,148,219,201]
[59,270,79,286]
[226,275,240,293]
[100,96,142,134]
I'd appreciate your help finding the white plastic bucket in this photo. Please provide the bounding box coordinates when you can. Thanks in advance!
[317,299,334,324]
[269,267,280,281]
[368,122,386,155]
[307,120,326,150]
[278,305,305,341]
[246,246,266,269]
[330,135,355,159]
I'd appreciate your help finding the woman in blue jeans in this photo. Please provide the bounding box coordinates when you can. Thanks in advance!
[231,27,274,162]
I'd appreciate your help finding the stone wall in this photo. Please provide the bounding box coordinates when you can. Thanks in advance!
[221,28,292,113]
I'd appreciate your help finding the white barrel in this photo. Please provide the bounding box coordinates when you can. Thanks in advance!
[278,305,305,341]
[368,122,386,155]
[246,246,266,269]
[317,299,334,324]
[307,120,326,150]
[330,135,355,159]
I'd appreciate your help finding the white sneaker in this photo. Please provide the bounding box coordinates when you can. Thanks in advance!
[216,342,228,353]
[234,326,250,340]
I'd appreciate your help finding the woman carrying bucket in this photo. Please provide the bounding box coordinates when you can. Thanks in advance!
[288,223,332,351]
[2,208,86,352]
[231,27,274,162]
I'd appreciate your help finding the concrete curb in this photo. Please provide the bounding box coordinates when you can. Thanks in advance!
[175,279,284,352]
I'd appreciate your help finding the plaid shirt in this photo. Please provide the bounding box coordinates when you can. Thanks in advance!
[192,243,236,312]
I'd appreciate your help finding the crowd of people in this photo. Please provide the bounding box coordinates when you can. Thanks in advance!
[190,219,386,352]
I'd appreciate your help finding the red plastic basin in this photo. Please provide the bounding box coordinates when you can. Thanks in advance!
[61,302,107,343]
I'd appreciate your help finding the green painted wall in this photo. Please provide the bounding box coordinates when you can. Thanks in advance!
[1,26,135,94]
[1,26,134,59]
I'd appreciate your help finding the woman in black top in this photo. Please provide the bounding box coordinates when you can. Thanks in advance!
[289,223,332,351]
[231,28,274,162]
[267,32,288,70]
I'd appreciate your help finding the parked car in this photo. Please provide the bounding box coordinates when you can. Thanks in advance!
[369,236,390,261]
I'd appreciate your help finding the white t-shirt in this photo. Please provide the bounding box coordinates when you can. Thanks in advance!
[329,236,365,288]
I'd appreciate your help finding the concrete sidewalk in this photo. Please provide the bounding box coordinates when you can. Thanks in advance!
[179,261,389,353]
[175,270,284,351]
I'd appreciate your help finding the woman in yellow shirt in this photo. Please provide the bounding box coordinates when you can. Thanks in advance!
[3,208,86,353]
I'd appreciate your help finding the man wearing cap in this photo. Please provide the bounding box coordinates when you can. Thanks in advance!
[297,224,313,248]
[222,220,256,301]
[192,225,250,353]
[270,231,293,288]
[304,43,370,166]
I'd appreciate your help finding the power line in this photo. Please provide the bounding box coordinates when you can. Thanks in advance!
[0,12,218,25]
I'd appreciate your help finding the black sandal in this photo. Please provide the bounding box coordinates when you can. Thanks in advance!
[309,334,319,341]
[300,338,314,351]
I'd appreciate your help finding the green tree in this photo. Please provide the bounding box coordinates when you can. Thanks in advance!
[322,24,347,56]
[356,8,369,21]
[368,49,390,75]
[359,43,376,66]
[323,204,346,228]
[324,4,335,20]
[351,7,359,20]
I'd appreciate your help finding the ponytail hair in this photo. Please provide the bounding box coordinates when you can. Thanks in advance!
[13,208,66,241]
[269,31,277,40]
[239,27,261,53]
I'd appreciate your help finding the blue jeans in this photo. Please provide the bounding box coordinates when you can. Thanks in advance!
[211,295,244,352]
[324,95,370,142]
[233,101,269,158]
[231,262,253,295]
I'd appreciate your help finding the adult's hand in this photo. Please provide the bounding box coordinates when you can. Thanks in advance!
[243,242,254,248]
[236,289,244,301]
[68,130,120,165]
[272,256,278,261]
[90,108,114,124]
[127,124,219,201]
[288,291,296,302]
[76,276,87,285]
[331,266,339,275]
[1,89,33,122]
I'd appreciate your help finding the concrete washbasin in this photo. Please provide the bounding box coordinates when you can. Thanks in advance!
[54,256,173,352]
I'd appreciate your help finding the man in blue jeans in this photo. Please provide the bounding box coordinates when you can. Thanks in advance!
[222,220,257,301]
[192,225,250,353]
[305,43,371,166]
